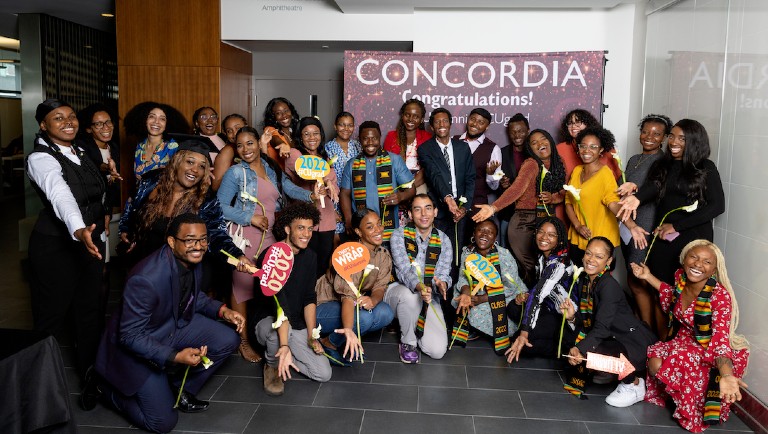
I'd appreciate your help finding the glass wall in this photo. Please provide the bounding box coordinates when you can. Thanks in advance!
[643,0,768,404]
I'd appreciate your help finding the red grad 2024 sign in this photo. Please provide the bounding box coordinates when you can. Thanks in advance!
[344,51,605,144]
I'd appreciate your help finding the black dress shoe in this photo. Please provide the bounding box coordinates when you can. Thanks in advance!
[80,366,101,411]
[177,391,209,413]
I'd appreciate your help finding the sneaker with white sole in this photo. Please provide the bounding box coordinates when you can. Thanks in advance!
[399,343,420,364]
[605,377,645,407]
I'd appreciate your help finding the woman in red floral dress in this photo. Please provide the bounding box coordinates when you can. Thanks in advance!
[631,240,749,432]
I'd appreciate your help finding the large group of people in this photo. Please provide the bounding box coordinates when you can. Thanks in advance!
[26,95,749,433]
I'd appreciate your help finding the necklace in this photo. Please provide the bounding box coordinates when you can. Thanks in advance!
[632,148,661,170]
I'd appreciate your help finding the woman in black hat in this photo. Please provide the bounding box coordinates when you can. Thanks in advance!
[118,139,252,271]
[26,98,107,380]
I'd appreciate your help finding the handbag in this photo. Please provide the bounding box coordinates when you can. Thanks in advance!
[227,167,251,251]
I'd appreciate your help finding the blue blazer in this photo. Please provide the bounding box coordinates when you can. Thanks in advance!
[95,245,224,396]
[417,137,475,217]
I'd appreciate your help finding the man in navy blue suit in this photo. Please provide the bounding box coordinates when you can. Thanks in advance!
[92,213,242,433]
[417,108,475,251]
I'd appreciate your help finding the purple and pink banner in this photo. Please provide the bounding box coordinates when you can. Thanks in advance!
[343,50,605,145]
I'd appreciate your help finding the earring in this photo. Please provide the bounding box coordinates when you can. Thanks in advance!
[470,236,475,244]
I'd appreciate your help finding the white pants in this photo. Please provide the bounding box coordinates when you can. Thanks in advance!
[384,282,447,359]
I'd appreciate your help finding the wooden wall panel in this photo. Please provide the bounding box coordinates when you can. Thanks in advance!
[221,42,252,75]
[116,0,221,67]
[220,67,252,123]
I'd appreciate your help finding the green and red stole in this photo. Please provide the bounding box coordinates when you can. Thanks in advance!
[403,225,441,338]
[564,271,602,398]
[667,272,722,425]
[451,247,510,355]
[352,149,395,241]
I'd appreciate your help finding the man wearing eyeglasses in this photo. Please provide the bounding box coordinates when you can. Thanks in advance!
[90,213,243,433]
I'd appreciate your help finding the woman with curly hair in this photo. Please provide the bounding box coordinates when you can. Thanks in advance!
[472,129,566,286]
[631,240,749,431]
[118,140,252,271]
[262,97,300,170]
[555,108,620,181]
[564,126,648,267]
[616,114,672,332]
[124,101,189,181]
[506,217,576,362]
[383,98,431,192]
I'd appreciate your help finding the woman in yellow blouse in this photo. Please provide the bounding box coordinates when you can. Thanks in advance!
[564,127,647,266]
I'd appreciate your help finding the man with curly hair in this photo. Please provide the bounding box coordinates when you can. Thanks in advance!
[251,202,332,396]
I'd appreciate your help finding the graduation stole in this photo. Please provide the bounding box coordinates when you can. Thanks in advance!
[403,225,441,338]
[666,272,722,425]
[352,149,395,241]
[450,247,509,354]
[564,271,604,398]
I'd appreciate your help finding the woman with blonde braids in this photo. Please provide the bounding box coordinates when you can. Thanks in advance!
[631,240,749,432]
[119,140,252,271]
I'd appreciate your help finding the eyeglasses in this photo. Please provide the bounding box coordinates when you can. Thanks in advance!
[535,229,558,240]
[577,143,601,151]
[92,120,113,129]
[198,114,218,122]
[566,120,585,127]
[174,236,209,247]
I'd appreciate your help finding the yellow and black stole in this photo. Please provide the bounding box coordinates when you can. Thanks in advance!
[667,272,721,425]
[564,272,601,398]
[451,246,509,355]
[352,149,395,241]
[403,225,441,338]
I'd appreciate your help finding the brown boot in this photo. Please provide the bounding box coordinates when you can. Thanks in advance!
[263,364,284,396]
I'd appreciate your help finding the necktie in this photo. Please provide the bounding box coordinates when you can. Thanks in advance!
[442,145,451,173]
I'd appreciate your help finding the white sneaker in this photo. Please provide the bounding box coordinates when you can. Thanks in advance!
[605,377,645,408]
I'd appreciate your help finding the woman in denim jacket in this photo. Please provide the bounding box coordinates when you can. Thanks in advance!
[217,126,324,362]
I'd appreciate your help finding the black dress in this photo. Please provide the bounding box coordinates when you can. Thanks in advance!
[635,159,724,283]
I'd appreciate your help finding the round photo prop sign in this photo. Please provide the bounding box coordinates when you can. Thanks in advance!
[465,253,502,294]
[295,155,331,208]
[257,242,295,296]
[331,242,370,283]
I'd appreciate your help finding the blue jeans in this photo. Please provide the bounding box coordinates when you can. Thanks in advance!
[315,300,394,348]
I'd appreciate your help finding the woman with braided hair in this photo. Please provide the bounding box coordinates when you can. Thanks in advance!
[631,240,749,432]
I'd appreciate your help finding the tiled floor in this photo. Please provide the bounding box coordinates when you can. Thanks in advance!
[2,195,756,434]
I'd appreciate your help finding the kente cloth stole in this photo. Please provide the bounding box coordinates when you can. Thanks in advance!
[403,226,440,338]
[450,247,510,354]
[666,272,722,425]
[352,149,395,240]
[564,272,603,397]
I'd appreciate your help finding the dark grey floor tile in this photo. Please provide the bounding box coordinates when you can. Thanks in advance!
[244,404,363,434]
[373,362,467,387]
[362,328,384,343]
[428,346,509,368]
[509,355,563,370]
[77,427,136,433]
[212,376,320,406]
[584,421,690,433]
[69,395,132,428]
[196,374,226,401]
[628,401,752,432]
[520,391,639,424]
[328,361,375,383]
[214,354,263,377]
[360,410,474,434]
[174,401,257,433]
[64,366,80,393]
[467,366,565,392]
[378,329,400,344]
[474,416,591,434]
[418,386,525,417]
[357,342,400,362]
[314,382,418,411]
